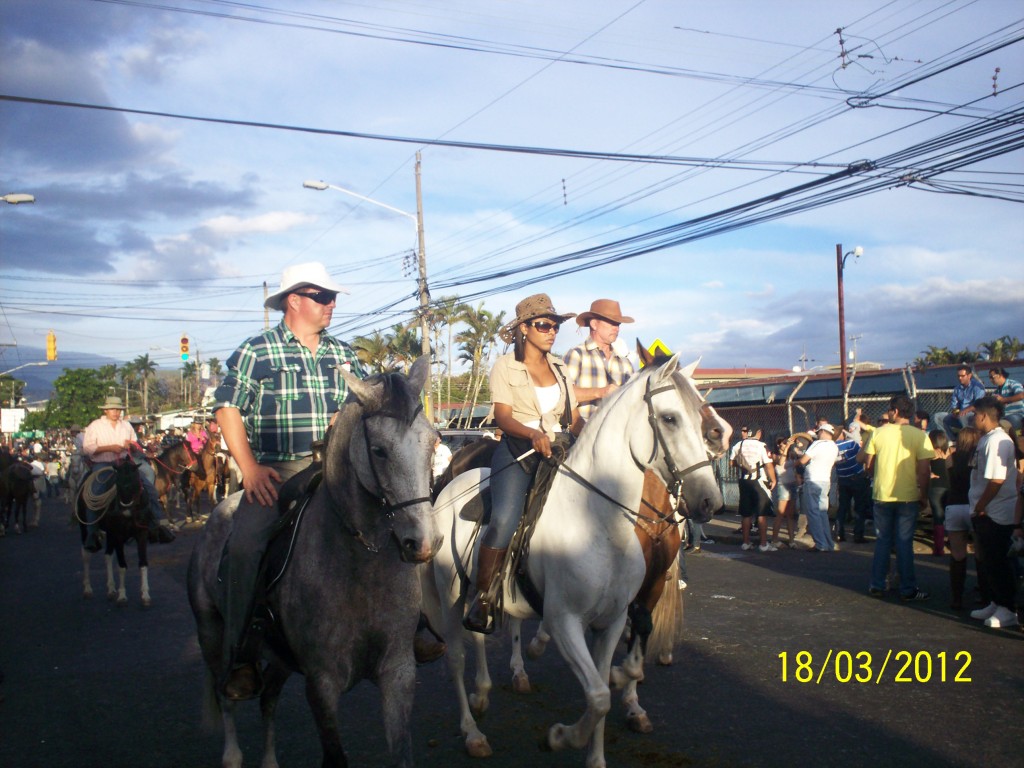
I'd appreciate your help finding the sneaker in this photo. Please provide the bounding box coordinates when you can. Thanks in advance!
[759,542,778,552]
[983,607,1019,628]
[970,602,998,621]
[701,537,715,545]
[741,542,754,551]
[868,587,884,598]
[900,589,929,602]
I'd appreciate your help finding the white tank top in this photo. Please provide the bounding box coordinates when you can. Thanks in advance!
[524,383,562,432]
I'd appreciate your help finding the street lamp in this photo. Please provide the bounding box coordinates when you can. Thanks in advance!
[1,193,35,204]
[304,154,433,423]
[836,243,864,395]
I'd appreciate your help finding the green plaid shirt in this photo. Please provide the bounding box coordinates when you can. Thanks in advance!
[212,320,365,462]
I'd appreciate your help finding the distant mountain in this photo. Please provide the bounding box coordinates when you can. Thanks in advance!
[0,346,120,403]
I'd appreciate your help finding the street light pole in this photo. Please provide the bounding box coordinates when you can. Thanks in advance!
[304,164,434,424]
[836,243,863,394]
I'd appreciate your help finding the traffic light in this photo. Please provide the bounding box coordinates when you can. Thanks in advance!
[180,334,190,361]
[46,330,57,361]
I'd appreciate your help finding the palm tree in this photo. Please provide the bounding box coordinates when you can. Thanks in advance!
[132,353,159,416]
[387,322,422,372]
[352,331,391,374]
[207,357,224,385]
[119,362,138,410]
[182,361,198,406]
[430,295,466,421]
[454,303,504,427]
[978,336,1023,362]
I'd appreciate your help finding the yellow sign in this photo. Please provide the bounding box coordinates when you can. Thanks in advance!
[642,338,672,368]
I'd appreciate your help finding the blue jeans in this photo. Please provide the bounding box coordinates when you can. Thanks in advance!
[803,480,834,550]
[933,412,975,442]
[836,475,871,539]
[481,439,535,550]
[870,501,919,596]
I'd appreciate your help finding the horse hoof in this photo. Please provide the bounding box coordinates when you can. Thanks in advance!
[525,639,547,660]
[107,591,117,601]
[656,653,673,666]
[466,737,492,758]
[626,713,654,734]
[512,672,532,694]
[141,596,152,608]
[469,693,489,719]
[83,591,93,599]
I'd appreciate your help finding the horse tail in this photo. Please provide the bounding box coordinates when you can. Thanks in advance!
[647,559,685,661]
[200,669,223,731]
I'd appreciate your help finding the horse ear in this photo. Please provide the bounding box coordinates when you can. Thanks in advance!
[340,367,377,406]
[407,355,430,394]
[636,339,654,368]
[679,357,702,379]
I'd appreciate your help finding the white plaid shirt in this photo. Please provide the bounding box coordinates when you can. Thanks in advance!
[563,338,635,420]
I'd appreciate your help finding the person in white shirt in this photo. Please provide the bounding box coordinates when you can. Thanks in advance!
[81,395,174,551]
[966,396,1022,628]
[798,424,840,552]
[730,426,778,552]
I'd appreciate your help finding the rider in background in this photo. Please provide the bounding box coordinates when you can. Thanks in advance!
[563,298,635,420]
[81,395,175,550]
[463,293,582,634]
[185,419,209,455]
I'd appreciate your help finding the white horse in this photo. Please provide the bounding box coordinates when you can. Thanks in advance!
[423,355,727,767]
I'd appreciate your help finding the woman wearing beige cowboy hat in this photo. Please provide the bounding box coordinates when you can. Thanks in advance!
[463,293,583,634]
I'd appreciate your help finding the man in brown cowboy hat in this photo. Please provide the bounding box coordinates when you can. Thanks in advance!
[564,298,636,420]
[81,395,175,550]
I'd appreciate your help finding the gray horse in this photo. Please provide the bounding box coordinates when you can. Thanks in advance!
[188,357,441,768]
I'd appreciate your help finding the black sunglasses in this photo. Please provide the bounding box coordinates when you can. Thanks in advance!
[293,289,338,306]
[530,320,561,333]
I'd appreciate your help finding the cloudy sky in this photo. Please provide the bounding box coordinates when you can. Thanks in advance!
[1,0,1022,379]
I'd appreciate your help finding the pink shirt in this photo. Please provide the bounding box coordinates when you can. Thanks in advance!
[83,416,138,464]
[186,430,208,455]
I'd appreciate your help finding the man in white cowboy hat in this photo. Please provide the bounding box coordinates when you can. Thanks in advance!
[81,395,175,550]
[563,298,636,421]
[212,261,375,699]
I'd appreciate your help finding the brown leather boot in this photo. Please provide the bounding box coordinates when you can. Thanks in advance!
[463,546,507,634]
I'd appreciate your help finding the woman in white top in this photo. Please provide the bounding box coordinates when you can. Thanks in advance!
[770,435,800,547]
[463,293,582,634]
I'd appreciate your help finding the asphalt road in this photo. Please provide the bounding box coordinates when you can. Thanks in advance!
[1,496,1020,768]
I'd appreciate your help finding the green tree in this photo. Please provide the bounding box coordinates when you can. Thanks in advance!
[387,322,422,372]
[131,353,159,416]
[978,336,1023,362]
[35,368,112,428]
[455,303,504,427]
[0,376,28,408]
[352,331,391,374]
[429,294,467,416]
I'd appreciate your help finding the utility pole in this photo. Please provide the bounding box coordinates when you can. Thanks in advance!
[415,151,433,424]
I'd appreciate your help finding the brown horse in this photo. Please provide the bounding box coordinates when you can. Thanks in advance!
[148,442,198,525]
[186,433,219,520]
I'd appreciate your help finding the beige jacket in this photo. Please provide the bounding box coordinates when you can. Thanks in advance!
[489,353,578,438]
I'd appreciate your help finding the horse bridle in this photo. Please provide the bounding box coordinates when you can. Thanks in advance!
[557,371,711,523]
[340,379,432,553]
[640,374,712,506]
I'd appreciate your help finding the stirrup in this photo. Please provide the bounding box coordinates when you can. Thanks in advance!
[463,593,496,635]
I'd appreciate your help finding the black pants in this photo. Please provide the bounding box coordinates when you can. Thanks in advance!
[972,515,1015,610]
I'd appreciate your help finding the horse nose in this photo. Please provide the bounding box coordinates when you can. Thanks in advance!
[400,536,436,563]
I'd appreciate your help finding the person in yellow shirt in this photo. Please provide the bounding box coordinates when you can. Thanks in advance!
[862,394,933,601]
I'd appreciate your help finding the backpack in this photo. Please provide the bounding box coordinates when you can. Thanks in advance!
[733,439,761,477]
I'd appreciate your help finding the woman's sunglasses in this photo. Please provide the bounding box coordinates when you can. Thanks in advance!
[294,289,338,306]
[529,320,561,333]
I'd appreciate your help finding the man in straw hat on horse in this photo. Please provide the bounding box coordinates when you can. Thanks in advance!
[80,395,175,550]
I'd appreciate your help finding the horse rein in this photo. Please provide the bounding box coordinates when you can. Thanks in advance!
[339,379,432,554]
